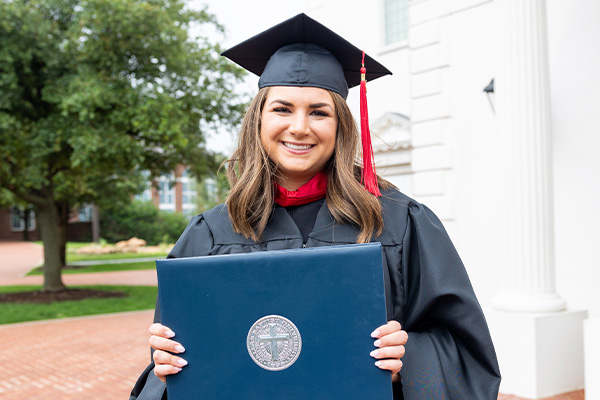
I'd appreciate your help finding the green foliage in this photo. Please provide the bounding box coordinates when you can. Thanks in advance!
[0,0,247,288]
[0,285,157,324]
[100,200,188,245]
[0,0,247,207]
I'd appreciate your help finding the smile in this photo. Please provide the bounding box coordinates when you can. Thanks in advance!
[282,142,315,151]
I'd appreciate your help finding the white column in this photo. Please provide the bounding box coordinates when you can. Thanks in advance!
[487,1,587,398]
[492,0,565,313]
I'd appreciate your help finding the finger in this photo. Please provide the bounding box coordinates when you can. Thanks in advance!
[370,345,405,360]
[149,335,186,354]
[371,320,402,338]
[154,364,183,383]
[374,359,404,375]
[149,323,176,338]
[374,330,408,348]
[153,349,189,368]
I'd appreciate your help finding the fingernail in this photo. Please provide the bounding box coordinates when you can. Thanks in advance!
[165,330,175,338]
[177,358,188,366]
[375,361,383,367]
[370,350,380,358]
[173,367,182,372]
[371,330,380,338]
[175,345,185,353]
[374,339,382,347]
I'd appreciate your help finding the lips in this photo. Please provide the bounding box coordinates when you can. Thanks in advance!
[282,142,315,151]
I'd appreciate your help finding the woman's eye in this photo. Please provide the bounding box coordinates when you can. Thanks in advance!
[311,110,329,117]
[273,107,291,113]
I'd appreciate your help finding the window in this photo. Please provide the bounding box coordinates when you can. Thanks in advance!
[385,0,408,45]
[78,204,93,222]
[10,207,36,232]
[181,170,198,217]
[135,170,153,202]
[158,175,176,212]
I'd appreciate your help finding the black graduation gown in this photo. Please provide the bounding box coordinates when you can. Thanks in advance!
[129,188,501,400]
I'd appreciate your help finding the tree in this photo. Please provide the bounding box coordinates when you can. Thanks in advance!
[0,0,247,291]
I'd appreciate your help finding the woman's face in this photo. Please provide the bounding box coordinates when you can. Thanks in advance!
[260,86,338,190]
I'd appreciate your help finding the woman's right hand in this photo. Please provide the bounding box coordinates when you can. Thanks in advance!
[149,323,188,383]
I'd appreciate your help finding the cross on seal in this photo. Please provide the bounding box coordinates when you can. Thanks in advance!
[258,324,290,361]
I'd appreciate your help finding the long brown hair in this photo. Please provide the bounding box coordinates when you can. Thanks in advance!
[226,87,392,243]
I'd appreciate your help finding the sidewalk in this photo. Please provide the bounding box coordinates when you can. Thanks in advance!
[0,310,154,400]
[0,241,44,280]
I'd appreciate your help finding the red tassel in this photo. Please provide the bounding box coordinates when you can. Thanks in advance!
[359,51,381,197]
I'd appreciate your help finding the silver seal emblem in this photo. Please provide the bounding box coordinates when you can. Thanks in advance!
[247,315,302,371]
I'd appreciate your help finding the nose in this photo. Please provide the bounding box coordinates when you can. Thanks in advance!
[288,113,310,136]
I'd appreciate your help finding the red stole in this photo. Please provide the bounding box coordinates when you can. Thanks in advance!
[274,171,327,207]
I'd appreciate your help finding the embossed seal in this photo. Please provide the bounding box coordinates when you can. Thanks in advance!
[247,315,302,371]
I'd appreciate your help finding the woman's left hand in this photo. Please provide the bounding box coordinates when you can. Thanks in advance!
[370,320,408,382]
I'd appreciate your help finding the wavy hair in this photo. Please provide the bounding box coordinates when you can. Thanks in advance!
[225,87,392,243]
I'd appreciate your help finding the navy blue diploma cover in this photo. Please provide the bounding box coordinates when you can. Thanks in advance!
[156,243,393,399]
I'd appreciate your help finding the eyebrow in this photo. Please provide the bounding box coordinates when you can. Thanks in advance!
[270,99,334,110]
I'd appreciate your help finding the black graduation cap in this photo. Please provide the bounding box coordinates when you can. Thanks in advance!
[221,13,392,99]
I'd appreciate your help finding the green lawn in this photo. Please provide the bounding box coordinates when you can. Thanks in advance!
[67,252,168,262]
[27,261,156,276]
[0,285,157,325]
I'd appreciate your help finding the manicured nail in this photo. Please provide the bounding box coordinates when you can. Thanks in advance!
[175,345,185,353]
[371,330,380,338]
[374,339,382,347]
[173,367,182,372]
[165,330,175,338]
[375,361,383,367]
[370,350,380,358]
[177,358,188,366]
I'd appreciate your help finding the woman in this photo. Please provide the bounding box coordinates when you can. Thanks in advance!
[130,14,500,400]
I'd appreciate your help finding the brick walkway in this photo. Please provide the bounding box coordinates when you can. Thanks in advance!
[0,269,157,287]
[0,241,44,280]
[0,310,153,400]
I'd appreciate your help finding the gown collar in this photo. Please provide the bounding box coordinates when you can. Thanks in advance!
[274,171,327,207]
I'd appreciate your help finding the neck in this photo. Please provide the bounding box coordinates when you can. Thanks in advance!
[275,176,311,191]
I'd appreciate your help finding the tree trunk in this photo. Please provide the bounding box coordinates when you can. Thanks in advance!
[38,201,67,292]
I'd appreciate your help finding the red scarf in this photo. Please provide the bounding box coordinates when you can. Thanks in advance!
[274,171,328,207]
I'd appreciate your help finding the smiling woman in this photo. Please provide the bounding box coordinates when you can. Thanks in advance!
[260,86,337,190]
[130,13,501,400]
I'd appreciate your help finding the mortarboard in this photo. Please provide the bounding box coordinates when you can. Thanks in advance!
[222,13,392,196]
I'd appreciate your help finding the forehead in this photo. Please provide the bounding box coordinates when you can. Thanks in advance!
[264,86,335,105]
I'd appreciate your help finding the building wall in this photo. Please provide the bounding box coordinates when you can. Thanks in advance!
[547,0,600,318]
[306,0,600,317]
[0,209,41,241]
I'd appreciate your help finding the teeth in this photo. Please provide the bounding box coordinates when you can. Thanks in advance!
[284,142,313,150]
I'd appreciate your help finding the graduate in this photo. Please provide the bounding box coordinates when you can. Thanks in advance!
[130,13,501,400]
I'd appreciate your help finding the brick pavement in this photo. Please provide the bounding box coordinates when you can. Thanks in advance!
[0,269,157,287]
[0,310,154,400]
[0,242,44,280]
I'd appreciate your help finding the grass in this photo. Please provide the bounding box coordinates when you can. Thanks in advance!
[0,285,157,325]
[26,261,156,276]
[66,252,167,262]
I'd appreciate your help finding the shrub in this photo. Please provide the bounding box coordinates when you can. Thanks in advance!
[100,200,188,245]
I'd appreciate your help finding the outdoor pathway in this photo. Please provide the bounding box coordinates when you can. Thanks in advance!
[0,241,44,281]
[0,269,157,287]
[0,310,154,400]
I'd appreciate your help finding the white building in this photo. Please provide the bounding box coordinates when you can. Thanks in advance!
[301,0,599,398]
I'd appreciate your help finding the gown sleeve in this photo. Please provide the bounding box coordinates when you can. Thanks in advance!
[397,202,501,399]
[129,215,214,400]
